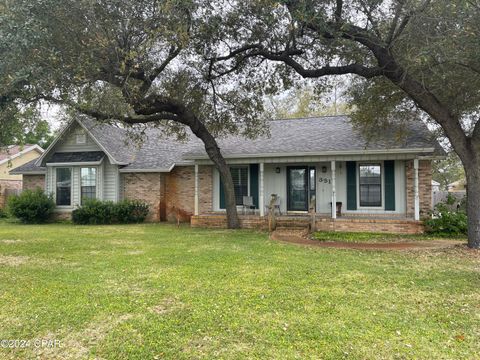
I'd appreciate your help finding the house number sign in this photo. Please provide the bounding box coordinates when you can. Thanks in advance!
[318,177,331,184]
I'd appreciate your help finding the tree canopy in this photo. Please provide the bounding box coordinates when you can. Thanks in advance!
[204,0,480,247]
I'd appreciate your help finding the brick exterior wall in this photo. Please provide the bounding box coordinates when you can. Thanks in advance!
[191,215,425,234]
[122,172,165,222]
[121,165,213,223]
[164,165,213,222]
[406,160,432,218]
[22,175,46,191]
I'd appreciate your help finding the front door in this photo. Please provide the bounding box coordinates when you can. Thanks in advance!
[287,166,315,212]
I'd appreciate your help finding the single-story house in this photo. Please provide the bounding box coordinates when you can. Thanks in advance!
[11,116,444,233]
[0,144,44,208]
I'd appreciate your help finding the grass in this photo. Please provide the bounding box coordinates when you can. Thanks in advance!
[312,231,467,243]
[0,222,478,359]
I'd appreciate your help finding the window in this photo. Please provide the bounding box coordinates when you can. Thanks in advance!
[359,164,382,207]
[76,132,86,144]
[81,167,96,203]
[56,168,72,206]
[231,166,248,205]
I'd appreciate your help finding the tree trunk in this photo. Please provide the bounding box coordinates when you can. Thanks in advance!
[464,163,480,248]
[176,112,240,229]
[130,97,240,229]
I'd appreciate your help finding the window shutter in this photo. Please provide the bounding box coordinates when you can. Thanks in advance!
[249,164,259,208]
[219,177,225,209]
[384,160,396,211]
[346,161,357,210]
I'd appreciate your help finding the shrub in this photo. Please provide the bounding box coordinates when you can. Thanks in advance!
[7,189,55,224]
[115,200,150,223]
[72,199,149,225]
[0,207,7,218]
[425,195,468,236]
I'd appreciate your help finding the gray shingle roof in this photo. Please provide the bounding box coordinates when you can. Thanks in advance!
[10,115,444,175]
[47,151,105,163]
[9,158,46,174]
[187,116,444,158]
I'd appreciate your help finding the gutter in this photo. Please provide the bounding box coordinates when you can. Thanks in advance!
[183,147,437,160]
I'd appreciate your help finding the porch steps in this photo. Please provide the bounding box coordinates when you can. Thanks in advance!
[275,217,311,231]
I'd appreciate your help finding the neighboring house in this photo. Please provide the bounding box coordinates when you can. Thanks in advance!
[431,180,441,192]
[448,179,467,192]
[0,144,44,208]
[11,116,444,233]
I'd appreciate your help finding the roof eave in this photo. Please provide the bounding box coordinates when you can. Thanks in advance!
[35,118,129,167]
[118,164,175,173]
[184,147,438,160]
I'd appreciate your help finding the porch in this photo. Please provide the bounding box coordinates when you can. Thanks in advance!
[191,213,425,235]
[192,158,426,224]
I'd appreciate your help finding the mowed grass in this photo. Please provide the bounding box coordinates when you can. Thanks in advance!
[312,231,467,243]
[0,222,478,359]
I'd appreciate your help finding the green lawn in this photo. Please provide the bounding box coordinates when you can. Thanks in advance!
[0,222,478,359]
[312,231,467,243]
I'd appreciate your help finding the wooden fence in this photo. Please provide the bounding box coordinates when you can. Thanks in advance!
[0,188,21,209]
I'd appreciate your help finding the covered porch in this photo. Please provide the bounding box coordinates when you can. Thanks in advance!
[192,156,425,225]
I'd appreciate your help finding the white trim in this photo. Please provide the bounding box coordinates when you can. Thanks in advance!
[118,165,175,173]
[35,118,127,167]
[331,160,336,219]
[46,159,104,167]
[54,167,74,208]
[185,148,437,160]
[414,158,420,220]
[259,162,265,217]
[194,164,199,216]
[35,118,75,166]
[0,144,44,166]
[76,120,128,165]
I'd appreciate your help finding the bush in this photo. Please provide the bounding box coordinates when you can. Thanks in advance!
[72,199,149,225]
[425,195,468,236]
[7,189,55,224]
[0,207,7,218]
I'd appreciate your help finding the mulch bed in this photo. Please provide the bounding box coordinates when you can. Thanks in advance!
[270,231,464,250]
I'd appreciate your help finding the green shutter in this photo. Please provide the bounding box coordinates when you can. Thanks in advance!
[384,160,396,211]
[219,177,225,209]
[346,161,357,210]
[249,164,259,208]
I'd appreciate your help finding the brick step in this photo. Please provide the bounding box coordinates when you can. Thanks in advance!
[276,225,309,231]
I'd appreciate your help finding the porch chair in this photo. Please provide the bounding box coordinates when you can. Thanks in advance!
[242,196,256,215]
[265,194,282,215]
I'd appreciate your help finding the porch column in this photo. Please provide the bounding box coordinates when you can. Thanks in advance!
[414,158,420,221]
[194,164,199,216]
[259,162,265,216]
[331,160,336,219]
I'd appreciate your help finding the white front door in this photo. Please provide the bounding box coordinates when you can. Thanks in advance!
[317,163,333,213]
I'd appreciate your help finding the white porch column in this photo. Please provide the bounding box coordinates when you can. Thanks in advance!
[194,164,199,216]
[331,160,336,219]
[414,159,420,220]
[259,162,265,216]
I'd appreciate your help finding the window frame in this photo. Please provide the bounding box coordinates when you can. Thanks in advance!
[55,167,73,207]
[229,166,250,206]
[80,167,97,204]
[75,131,87,145]
[358,162,383,209]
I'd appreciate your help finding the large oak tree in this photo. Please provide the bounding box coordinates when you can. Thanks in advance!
[0,0,268,228]
[205,0,480,248]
